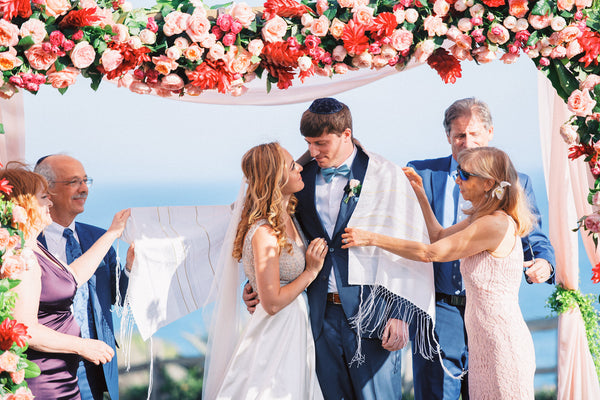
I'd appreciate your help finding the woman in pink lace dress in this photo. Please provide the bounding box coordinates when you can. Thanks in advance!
[342,147,536,399]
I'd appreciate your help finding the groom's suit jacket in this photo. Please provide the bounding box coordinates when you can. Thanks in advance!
[296,147,398,339]
[407,155,555,295]
[39,222,128,400]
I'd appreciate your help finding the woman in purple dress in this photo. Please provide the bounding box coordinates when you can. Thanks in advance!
[2,165,129,400]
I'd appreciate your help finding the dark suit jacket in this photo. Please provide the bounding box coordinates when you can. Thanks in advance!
[408,155,555,293]
[39,222,128,400]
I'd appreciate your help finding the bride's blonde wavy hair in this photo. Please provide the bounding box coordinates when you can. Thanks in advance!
[232,142,297,261]
[458,147,535,236]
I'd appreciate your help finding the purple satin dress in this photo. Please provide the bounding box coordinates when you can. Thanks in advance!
[26,244,81,400]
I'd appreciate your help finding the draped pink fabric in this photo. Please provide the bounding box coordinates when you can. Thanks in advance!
[537,72,600,399]
[0,91,25,164]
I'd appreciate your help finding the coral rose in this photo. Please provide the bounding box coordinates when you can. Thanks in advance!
[19,19,47,44]
[12,206,26,224]
[0,350,19,373]
[566,40,583,58]
[353,6,374,26]
[184,44,203,61]
[247,39,264,56]
[390,29,413,52]
[334,63,349,74]
[472,45,496,63]
[25,44,57,71]
[47,66,78,88]
[231,2,255,28]
[0,52,22,71]
[338,0,354,8]
[433,0,450,17]
[487,24,510,45]
[557,0,575,11]
[44,0,71,17]
[262,15,287,43]
[152,55,178,75]
[423,16,448,37]
[0,20,19,48]
[174,37,190,49]
[70,41,96,69]
[413,39,436,63]
[567,89,596,117]
[500,52,519,64]
[100,49,124,72]
[10,368,25,384]
[1,254,26,278]
[508,0,528,18]
[316,0,328,15]
[186,13,211,43]
[310,15,330,37]
[529,13,551,30]
[330,18,345,39]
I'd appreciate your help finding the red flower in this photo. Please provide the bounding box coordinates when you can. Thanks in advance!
[427,48,462,84]
[568,144,594,161]
[260,41,305,90]
[369,12,397,41]
[59,8,104,28]
[0,318,30,351]
[592,262,600,284]
[263,0,311,20]
[0,0,31,21]
[187,59,235,93]
[0,179,12,195]
[98,42,151,80]
[342,19,369,56]
[482,0,505,6]
[578,30,600,68]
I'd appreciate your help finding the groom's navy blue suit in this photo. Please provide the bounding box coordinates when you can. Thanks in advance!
[408,155,555,400]
[295,146,402,400]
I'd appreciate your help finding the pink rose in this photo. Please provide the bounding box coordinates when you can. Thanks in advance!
[79,0,97,7]
[0,350,19,373]
[585,213,600,233]
[112,24,130,43]
[372,55,388,68]
[310,15,330,37]
[353,6,374,26]
[390,29,413,52]
[433,0,450,16]
[575,0,592,7]
[352,52,372,68]
[332,45,347,62]
[163,12,187,36]
[557,0,575,11]
[529,14,552,30]
[550,45,567,58]
[44,0,71,17]
[560,25,582,43]
[487,24,510,45]
[338,0,354,7]
[0,82,16,99]
[5,386,34,400]
[129,81,152,94]
[152,55,178,75]
[457,18,473,32]
[1,254,26,278]
[551,17,567,32]
[592,192,600,206]
[11,206,26,223]
[423,16,448,37]
[0,20,19,48]
[47,66,78,88]
[116,72,133,88]
[184,44,203,61]
[166,46,182,60]
[315,64,332,77]
[174,37,189,49]
[334,63,349,74]
[454,33,472,50]
[207,42,225,60]
[161,73,184,91]
[301,14,314,27]
[10,368,25,384]
[70,41,96,69]
[139,29,156,45]
[185,83,203,96]
[261,15,287,43]
[247,39,264,56]
[186,13,211,43]
[405,8,419,24]
[559,123,579,144]
[229,49,252,73]
[450,44,473,61]
[19,19,47,45]
[230,2,255,28]
[101,49,124,72]
[414,39,436,63]
[25,44,57,71]
[568,89,596,117]
[394,9,405,24]
[500,52,519,64]
[222,32,236,46]
[472,45,496,63]
[0,51,22,71]
[329,18,345,39]
[580,74,600,91]
[316,0,329,15]
[200,34,217,49]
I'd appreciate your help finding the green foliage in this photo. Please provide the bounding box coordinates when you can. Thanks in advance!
[121,365,203,400]
[547,285,600,381]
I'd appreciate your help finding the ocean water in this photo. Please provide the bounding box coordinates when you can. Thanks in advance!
[80,173,599,389]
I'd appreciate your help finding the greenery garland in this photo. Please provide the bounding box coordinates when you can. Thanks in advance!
[546,284,600,380]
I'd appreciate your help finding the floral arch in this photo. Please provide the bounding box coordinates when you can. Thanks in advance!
[0,0,598,397]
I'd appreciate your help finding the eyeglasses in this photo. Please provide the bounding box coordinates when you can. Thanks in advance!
[51,178,93,188]
[456,165,482,181]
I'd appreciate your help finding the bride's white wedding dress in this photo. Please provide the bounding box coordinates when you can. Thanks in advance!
[215,219,323,400]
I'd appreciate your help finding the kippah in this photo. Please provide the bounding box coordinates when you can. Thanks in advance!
[308,98,343,114]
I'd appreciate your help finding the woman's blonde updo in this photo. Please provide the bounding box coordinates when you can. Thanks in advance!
[232,143,297,261]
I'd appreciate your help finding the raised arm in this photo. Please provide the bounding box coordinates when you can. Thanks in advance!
[342,214,507,263]
[12,257,114,365]
[253,226,327,315]
[68,209,130,286]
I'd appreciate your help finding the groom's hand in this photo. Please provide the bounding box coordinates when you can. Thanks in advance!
[242,282,259,314]
[381,318,409,352]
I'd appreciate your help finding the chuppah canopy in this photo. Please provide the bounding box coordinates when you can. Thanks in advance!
[0,0,599,398]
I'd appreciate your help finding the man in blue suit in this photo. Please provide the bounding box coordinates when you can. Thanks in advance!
[35,155,131,400]
[407,98,556,400]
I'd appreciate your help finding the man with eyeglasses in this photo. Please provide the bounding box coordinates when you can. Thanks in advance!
[34,154,131,400]
[406,98,555,400]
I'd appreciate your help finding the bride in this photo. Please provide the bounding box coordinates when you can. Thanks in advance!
[206,142,327,400]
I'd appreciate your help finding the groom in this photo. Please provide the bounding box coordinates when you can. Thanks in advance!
[246,98,407,399]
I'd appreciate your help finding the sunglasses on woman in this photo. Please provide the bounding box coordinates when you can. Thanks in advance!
[456,165,483,181]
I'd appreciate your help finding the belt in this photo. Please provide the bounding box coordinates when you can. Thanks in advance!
[436,292,466,307]
[327,293,342,305]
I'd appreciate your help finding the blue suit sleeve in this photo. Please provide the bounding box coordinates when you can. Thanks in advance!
[520,174,556,284]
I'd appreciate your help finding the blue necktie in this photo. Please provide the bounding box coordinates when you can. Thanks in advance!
[63,228,93,339]
[321,165,350,183]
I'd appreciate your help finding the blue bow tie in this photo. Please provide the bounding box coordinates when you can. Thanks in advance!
[321,165,350,183]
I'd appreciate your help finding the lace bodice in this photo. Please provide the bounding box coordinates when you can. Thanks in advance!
[242,219,307,293]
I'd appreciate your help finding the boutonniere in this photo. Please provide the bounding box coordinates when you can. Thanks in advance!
[343,179,362,204]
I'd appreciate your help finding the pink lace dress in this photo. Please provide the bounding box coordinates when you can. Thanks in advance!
[460,227,535,399]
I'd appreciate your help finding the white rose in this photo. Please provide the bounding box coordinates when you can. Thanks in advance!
[405,8,419,24]
[516,18,529,31]
[454,0,467,11]
[139,29,156,45]
[301,13,314,27]
[469,3,485,17]
[551,16,567,31]
[503,16,517,30]
[298,55,312,71]
[457,18,473,32]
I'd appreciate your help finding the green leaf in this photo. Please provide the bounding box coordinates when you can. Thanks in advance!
[58,87,68,95]
[0,123,4,134]
[210,2,233,9]
[23,359,41,379]
[248,19,257,33]
[548,60,580,102]
[250,55,261,64]
[90,74,102,91]
[531,0,551,16]
[54,60,65,72]
[323,6,338,21]
[266,78,272,94]
[527,31,539,47]
[17,36,34,48]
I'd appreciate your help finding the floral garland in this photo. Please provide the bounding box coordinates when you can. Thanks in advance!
[0,179,39,399]
[1,0,600,278]
[546,284,600,380]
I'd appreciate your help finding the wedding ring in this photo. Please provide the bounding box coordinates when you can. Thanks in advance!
[343,239,348,244]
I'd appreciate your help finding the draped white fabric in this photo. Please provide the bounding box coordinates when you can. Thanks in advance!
[537,73,600,399]
[0,91,25,164]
